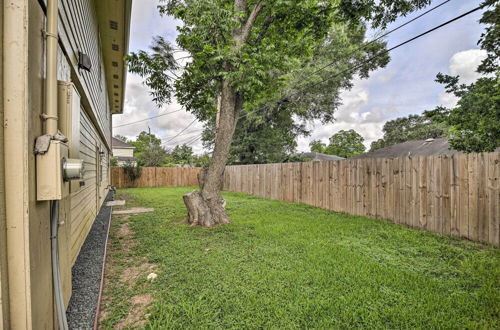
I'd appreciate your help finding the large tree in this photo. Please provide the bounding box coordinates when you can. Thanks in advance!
[129,131,167,166]
[129,0,432,227]
[370,114,448,152]
[202,21,390,164]
[424,0,499,153]
[310,129,365,158]
[171,144,195,165]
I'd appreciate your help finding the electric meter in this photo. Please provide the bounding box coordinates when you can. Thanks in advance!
[62,158,84,181]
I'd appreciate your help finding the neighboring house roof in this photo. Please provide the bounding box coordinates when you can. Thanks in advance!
[300,152,345,161]
[115,156,137,162]
[353,138,496,159]
[112,137,135,149]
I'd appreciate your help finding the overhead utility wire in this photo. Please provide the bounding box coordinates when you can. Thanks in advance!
[113,0,452,130]
[162,131,204,146]
[126,3,484,148]
[300,0,454,84]
[303,4,485,92]
[113,108,184,128]
[236,3,486,123]
[183,4,483,148]
[162,118,198,144]
[160,128,204,141]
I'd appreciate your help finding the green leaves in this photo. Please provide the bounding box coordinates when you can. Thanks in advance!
[131,0,437,162]
[127,37,179,105]
[425,76,500,153]
[311,130,365,158]
[422,1,499,153]
[370,114,448,152]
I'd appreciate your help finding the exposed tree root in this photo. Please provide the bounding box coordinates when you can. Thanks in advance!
[183,190,230,227]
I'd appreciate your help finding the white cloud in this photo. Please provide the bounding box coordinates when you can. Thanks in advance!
[437,49,487,107]
[113,74,205,154]
[448,49,487,84]
[296,80,400,152]
[114,1,205,154]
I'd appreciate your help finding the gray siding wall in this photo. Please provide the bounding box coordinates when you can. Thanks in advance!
[58,0,111,146]
[70,108,109,263]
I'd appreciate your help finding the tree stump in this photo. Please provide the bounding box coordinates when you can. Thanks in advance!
[183,190,229,227]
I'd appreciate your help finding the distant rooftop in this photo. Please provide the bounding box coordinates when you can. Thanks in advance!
[115,156,137,162]
[353,138,499,159]
[299,152,345,161]
[112,137,134,149]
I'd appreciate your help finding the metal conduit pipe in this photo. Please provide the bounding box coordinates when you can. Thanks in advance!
[46,0,68,329]
[50,201,68,330]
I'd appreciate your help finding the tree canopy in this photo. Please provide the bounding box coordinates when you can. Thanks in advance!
[424,0,499,153]
[310,129,365,158]
[370,114,448,152]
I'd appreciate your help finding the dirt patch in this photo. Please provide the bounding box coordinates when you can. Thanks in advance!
[119,263,157,286]
[99,210,157,328]
[118,193,133,200]
[118,223,133,238]
[115,293,153,329]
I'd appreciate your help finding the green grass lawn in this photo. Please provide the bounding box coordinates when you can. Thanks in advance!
[100,187,499,329]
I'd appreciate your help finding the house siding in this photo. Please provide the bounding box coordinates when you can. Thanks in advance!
[113,148,134,158]
[0,0,115,327]
[0,2,9,328]
[57,0,112,147]
[69,108,109,264]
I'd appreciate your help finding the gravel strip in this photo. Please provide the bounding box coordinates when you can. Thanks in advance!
[66,190,114,330]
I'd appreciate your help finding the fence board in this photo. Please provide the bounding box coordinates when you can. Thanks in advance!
[458,153,469,238]
[487,153,499,245]
[478,153,488,242]
[468,153,479,241]
[441,155,451,236]
[450,155,459,236]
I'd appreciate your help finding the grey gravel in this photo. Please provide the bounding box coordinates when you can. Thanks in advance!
[66,190,114,330]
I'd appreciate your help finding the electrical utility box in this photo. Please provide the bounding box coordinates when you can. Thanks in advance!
[36,140,69,201]
[58,81,82,193]
[37,81,84,201]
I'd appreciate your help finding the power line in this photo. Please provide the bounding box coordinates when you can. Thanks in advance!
[116,2,482,145]
[183,134,204,147]
[162,118,198,144]
[114,0,453,131]
[160,128,204,140]
[236,3,485,123]
[303,4,485,93]
[112,108,184,128]
[113,1,451,131]
[298,0,454,86]
[163,131,204,146]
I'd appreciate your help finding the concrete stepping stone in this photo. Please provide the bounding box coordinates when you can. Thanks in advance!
[106,200,126,206]
[112,208,154,215]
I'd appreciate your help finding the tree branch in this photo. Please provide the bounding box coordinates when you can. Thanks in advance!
[233,0,265,49]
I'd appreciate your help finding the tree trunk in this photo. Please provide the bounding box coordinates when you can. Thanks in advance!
[183,0,263,227]
[183,80,241,226]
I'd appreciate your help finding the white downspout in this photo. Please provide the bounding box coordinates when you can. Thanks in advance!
[45,0,59,136]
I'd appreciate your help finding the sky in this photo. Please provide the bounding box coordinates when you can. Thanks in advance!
[112,0,488,154]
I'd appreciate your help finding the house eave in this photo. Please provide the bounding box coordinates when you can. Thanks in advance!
[95,0,133,115]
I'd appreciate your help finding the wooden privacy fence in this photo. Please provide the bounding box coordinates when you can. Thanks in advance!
[223,153,499,246]
[111,167,201,188]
